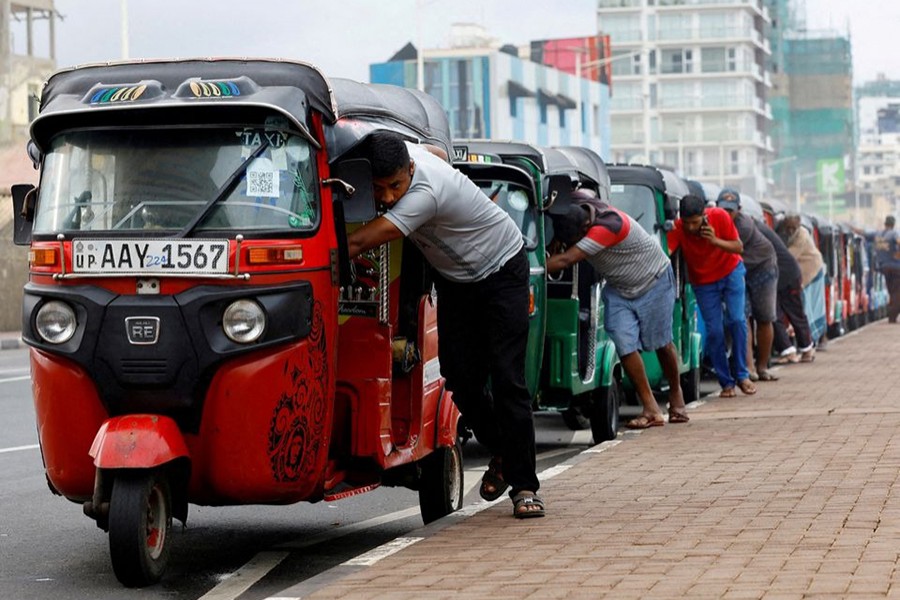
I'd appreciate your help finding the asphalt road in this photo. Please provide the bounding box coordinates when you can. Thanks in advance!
[0,346,607,600]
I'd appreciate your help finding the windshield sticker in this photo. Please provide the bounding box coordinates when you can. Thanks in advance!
[508,190,529,211]
[611,184,626,193]
[237,129,286,148]
[285,138,310,163]
[272,147,288,171]
[246,158,280,198]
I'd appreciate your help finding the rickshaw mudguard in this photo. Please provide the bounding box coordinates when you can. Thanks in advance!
[31,349,109,500]
[89,415,190,469]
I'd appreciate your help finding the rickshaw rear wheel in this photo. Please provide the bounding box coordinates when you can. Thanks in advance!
[108,470,172,587]
[418,440,464,524]
[681,365,701,404]
[590,377,622,444]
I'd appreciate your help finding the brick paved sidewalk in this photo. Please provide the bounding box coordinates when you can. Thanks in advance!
[281,321,900,600]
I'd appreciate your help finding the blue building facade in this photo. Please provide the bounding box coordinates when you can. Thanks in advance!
[370,49,611,158]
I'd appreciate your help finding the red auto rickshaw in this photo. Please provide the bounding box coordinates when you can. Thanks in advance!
[11,59,461,587]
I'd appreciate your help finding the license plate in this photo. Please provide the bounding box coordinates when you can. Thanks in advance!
[72,239,229,274]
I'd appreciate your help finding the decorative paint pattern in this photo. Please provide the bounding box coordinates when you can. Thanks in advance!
[89,84,147,104]
[267,300,328,482]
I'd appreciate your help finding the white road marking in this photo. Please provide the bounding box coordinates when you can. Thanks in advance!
[341,537,423,567]
[198,552,290,600]
[583,438,623,454]
[0,444,39,454]
[0,375,31,384]
[217,446,589,599]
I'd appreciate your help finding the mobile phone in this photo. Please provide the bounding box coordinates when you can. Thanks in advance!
[701,215,709,227]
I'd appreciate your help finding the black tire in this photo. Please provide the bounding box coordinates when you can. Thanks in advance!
[418,441,464,524]
[561,405,591,431]
[108,471,172,587]
[681,365,701,404]
[590,377,622,444]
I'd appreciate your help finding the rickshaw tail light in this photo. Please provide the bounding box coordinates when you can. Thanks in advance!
[29,248,58,267]
[529,285,536,315]
[248,246,303,265]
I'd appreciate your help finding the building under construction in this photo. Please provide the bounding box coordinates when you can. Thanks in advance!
[0,0,57,143]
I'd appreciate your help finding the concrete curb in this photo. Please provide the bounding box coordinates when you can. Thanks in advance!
[0,336,23,350]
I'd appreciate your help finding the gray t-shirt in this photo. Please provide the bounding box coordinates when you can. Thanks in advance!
[575,208,670,299]
[383,143,523,282]
[734,212,776,272]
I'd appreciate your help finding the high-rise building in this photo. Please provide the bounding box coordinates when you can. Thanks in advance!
[369,24,611,155]
[856,75,900,222]
[597,0,773,196]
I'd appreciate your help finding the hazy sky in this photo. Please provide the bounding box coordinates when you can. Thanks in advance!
[27,1,900,85]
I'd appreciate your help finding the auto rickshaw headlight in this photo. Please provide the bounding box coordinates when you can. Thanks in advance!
[35,300,77,344]
[223,299,266,343]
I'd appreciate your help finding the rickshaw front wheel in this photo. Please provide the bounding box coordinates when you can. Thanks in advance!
[108,470,172,587]
[418,441,464,524]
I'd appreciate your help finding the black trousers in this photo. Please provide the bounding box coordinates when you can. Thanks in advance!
[886,270,900,323]
[433,249,539,495]
[773,277,813,353]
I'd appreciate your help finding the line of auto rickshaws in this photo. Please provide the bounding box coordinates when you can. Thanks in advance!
[449,139,890,443]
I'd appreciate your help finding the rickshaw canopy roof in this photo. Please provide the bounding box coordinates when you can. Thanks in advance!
[325,77,452,162]
[452,139,550,173]
[31,58,337,152]
[738,193,765,222]
[544,146,611,201]
[607,164,688,220]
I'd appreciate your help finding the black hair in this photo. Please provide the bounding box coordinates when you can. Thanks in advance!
[553,204,590,246]
[365,131,410,179]
[679,194,706,218]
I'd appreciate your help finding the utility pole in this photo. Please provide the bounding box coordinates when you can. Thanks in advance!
[120,0,129,60]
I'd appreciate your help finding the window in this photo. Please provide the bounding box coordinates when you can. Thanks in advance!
[661,48,693,74]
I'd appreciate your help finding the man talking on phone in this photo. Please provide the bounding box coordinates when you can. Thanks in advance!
[668,195,757,398]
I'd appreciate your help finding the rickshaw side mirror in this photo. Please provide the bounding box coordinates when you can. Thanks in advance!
[327,158,376,224]
[11,184,37,246]
[656,219,675,233]
[543,174,577,215]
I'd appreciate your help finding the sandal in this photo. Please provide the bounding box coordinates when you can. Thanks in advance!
[737,379,757,395]
[625,414,665,429]
[757,370,779,382]
[668,409,690,424]
[719,387,737,398]
[479,457,509,502]
[512,491,545,519]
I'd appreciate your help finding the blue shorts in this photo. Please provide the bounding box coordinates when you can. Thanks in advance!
[602,267,675,356]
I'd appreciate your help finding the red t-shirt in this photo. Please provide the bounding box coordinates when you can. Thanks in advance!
[668,207,742,285]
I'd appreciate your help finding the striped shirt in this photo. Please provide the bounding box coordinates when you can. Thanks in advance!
[575,206,671,299]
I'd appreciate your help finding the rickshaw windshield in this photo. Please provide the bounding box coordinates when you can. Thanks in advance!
[33,125,319,235]
[610,183,658,241]
[477,180,539,251]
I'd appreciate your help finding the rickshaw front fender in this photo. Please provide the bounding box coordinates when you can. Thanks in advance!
[89,414,190,469]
